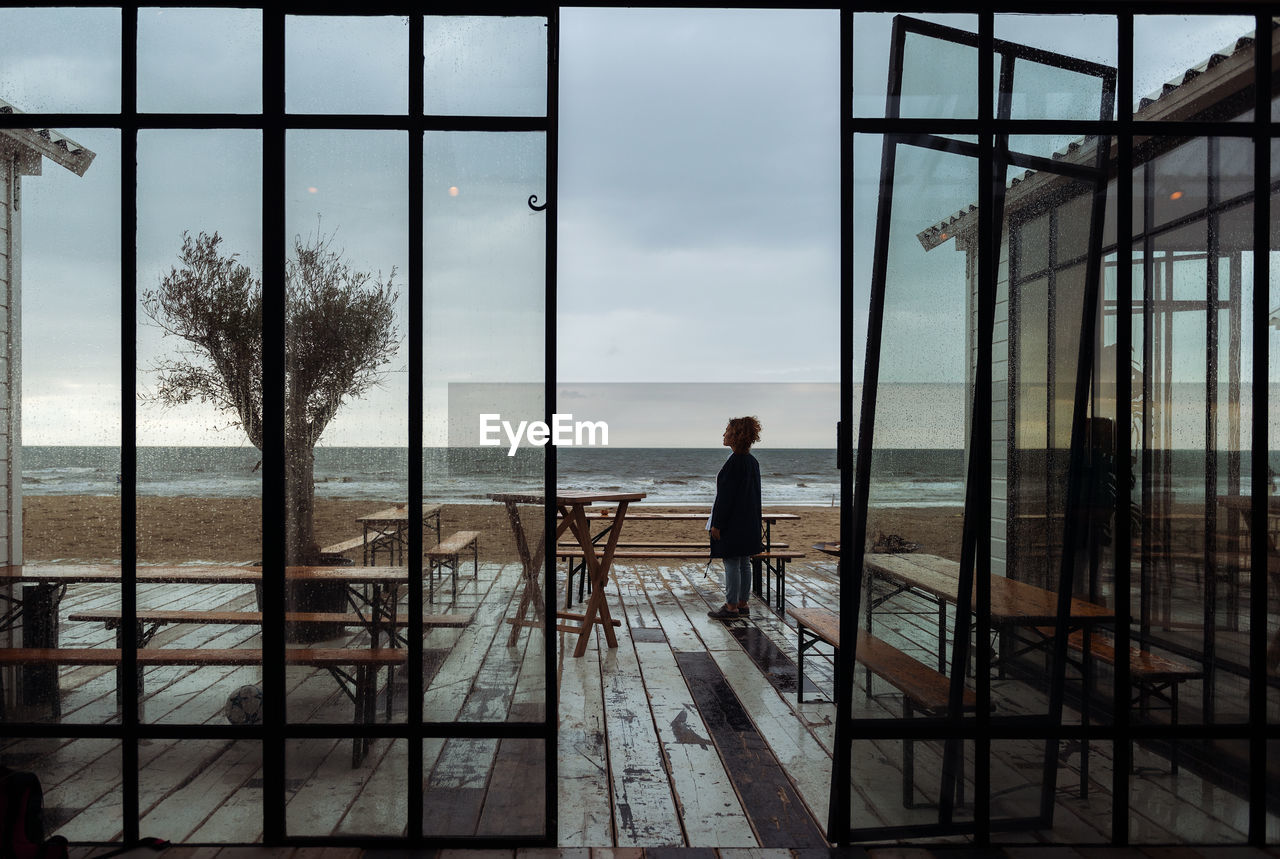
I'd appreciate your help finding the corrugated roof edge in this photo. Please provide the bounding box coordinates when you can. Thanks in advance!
[915,18,1278,251]
[0,96,96,177]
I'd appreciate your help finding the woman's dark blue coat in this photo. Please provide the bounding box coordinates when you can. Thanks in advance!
[709,451,764,559]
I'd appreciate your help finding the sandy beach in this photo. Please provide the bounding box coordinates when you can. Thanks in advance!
[21,495,965,565]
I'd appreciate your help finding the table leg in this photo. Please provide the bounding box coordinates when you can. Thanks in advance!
[505,501,549,648]
[566,502,623,658]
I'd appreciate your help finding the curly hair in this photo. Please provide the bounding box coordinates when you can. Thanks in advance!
[725,416,762,451]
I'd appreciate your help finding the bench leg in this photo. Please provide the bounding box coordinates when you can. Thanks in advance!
[903,698,916,808]
[1171,681,1179,775]
[1080,627,1091,800]
[797,625,807,704]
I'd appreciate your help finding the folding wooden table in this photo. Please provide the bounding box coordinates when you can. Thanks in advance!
[492,491,645,657]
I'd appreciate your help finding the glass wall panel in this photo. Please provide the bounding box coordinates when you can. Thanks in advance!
[140,739,260,841]
[852,14,977,118]
[853,133,978,831]
[283,130,407,735]
[6,127,118,727]
[0,9,121,112]
[287,738,406,836]
[136,130,262,726]
[1133,16,1255,121]
[423,131,546,734]
[424,17,547,117]
[138,8,263,114]
[1269,152,1280,734]
[285,16,408,115]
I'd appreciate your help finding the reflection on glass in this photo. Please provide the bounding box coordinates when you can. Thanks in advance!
[425,17,547,117]
[424,132,546,728]
[287,739,406,836]
[0,9,121,112]
[286,16,408,114]
[136,130,262,725]
[1006,56,1110,122]
[138,8,262,113]
[1134,15,1254,120]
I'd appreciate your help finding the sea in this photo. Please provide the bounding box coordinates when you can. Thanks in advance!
[20,446,968,507]
[21,446,1267,507]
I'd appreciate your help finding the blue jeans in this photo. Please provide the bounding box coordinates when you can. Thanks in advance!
[722,556,752,605]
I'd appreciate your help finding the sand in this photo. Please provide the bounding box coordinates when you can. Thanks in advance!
[20,495,965,565]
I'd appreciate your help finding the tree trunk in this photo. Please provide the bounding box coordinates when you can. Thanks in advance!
[284,437,345,641]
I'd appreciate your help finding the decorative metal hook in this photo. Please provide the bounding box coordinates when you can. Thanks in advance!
[528,194,548,212]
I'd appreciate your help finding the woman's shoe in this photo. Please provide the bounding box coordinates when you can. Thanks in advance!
[707,605,738,620]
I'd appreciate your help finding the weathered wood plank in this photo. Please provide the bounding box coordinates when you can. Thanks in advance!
[674,650,827,848]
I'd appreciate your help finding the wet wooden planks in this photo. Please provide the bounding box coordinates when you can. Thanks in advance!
[673,651,826,848]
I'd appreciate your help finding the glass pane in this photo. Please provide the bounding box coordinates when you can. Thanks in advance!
[900,30,977,119]
[0,9,121,112]
[287,738,405,836]
[285,16,408,115]
[1150,138,1208,231]
[138,8,262,114]
[997,15,1116,126]
[852,14,977,117]
[990,739,1112,840]
[283,130,407,733]
[1134,16,1255,121]
[424,132,546,727]
[1,739,122,840]
[424,16,547,117]
[141,739,261,840]
[136,130,262,725]
[1129,738,1249,841]
[421,737,545,838]
[4,128,118,726]
[849,737,973,832]
[1269,162,1280,732]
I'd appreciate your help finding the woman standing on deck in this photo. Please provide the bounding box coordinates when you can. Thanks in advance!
[707,416,764,620]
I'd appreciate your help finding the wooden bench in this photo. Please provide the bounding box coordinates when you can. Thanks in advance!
[556,547,805,611]
[0,646,405,766]
[1036,626,1202,774]
[425,530,480,603]
[319,533,375,561]
[67,609,471,647]
[791,606,976,808]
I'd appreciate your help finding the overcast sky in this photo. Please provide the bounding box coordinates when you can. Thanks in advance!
[0,8,1261,448]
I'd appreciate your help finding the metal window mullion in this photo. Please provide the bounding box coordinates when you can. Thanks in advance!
[544,4,561,846]
[120,3,140,844]
[1248,10,1271,846]
[831,4,853,846]
[1111,10,1135,846]
[1203,134,1221,725]
[261,4,287,845]
[408,9,425,847]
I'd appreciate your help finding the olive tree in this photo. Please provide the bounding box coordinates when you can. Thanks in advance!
[142,230,399,566]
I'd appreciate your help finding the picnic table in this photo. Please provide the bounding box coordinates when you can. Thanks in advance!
[567,507,802,604]
[492,491,645,658]
[354,503,443,565]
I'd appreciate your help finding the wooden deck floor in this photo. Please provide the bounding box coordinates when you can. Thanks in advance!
[3,557,1277,847]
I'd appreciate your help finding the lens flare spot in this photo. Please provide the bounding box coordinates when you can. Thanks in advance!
[307,186,318,194]
[1170,190,1183,200]
[448,186,460,197]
